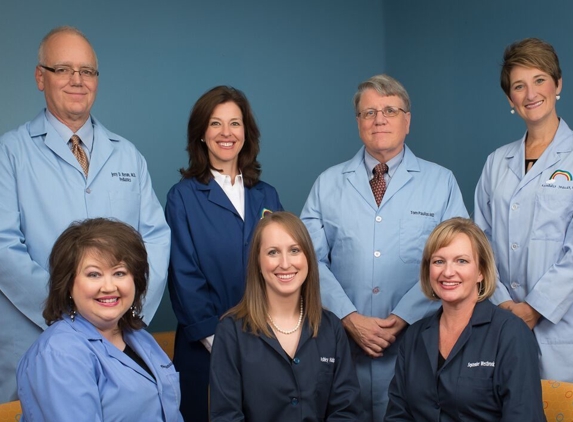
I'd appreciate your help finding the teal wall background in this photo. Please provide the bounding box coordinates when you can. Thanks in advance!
[1,1,571,331]
[0,0,385,331]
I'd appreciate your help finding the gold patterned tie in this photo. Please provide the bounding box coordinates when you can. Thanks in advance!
[370,163,388,206]
[70,135,89,176]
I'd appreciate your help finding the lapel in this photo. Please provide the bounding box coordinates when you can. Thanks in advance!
[32,112,85,176]
[196,178,242,218]
[421,310,441,376]
[67,315,156,383]
[86,118,116,185]
[243,184,264,242]
[343,147,379,211]
[440,301,492,371]
[509,119,572,195]
[381,145,417,205]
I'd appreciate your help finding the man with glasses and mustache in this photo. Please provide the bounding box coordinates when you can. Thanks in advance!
[301,74,467,421]
[0,26,170,403]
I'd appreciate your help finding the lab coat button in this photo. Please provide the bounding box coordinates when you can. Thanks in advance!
[372,287,380,294]
[511,243,518,250]
[511,203,519,210]
[374,251,381,258]
[375,216,382,222]
[85,188,91,194]
[293,358,300,364]
[510,282,520,289]
[291,397,299,405]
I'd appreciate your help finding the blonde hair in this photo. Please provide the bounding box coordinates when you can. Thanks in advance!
[420,217,496,302]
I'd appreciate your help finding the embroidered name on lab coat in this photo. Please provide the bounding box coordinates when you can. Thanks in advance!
[320,357,335,363]
[467,361,495,368]
[111,171,137,182]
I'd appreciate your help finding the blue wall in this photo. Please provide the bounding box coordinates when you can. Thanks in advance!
[2,1,571,331]
[383,0,573,211]
[0,0,385,331]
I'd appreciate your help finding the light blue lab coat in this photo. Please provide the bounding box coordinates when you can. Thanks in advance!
[17,314,183,422]
[0,110,170,402]
[474,118,573,382]
[301,145,468,421]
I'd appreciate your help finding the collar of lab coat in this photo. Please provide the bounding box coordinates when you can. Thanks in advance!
[341,145,421,209]
[258,319,313,362]
[28,109,124,184]
[194,177,266,240]
[505,118,572,188]
[62,313,157,384]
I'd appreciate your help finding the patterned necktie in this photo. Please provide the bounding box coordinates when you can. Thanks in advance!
[370,163,388,206]
[70,135,89,176]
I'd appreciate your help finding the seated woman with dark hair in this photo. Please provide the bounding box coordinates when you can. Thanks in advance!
[384,217,543,421]
[209,211,363,421]
[17,218,183,422]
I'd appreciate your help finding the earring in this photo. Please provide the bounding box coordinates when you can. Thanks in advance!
[510,108,515,115]
[69,296,76,322]
[130,306,136,318]
[200,138,205,143]
[557,95,561,101]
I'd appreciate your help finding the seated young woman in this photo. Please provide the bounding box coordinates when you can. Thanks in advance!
[209,211,363,421]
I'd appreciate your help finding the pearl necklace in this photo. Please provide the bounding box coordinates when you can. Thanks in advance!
[268,297,304,335]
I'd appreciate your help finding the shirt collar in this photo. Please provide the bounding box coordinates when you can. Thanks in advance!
[44,109,94,152]
[210,169,243,186]
[364,148,405,179]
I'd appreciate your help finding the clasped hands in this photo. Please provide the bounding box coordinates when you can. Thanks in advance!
[342,312,407,358]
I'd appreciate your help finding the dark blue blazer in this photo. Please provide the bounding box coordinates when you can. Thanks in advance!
[385,300,544,422]
[166,177,283,343]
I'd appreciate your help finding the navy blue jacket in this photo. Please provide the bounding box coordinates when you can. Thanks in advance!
[385,300,544,422]
[165,177,282,420]
[210,310,364,421]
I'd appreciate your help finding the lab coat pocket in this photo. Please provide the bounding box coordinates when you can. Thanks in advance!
[108,191,141,228]
[399,217,437,263]
[532,188,573,241]
[315,369,334,417]
[162,371,182,420]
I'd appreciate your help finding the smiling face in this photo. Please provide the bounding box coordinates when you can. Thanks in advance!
[429,233,483,309]
[356,89,411,163]
[35,31,98,132]
[204,101,245,175]
[259,222,309,300]
[508,65,561,127]
[71,249,135,337]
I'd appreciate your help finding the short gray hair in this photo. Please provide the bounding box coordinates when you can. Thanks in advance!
[38,26,98,68]
[353,74,411,114]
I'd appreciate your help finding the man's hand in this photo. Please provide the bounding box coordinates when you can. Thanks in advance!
[342,312,407,358]
[498,300,541,330]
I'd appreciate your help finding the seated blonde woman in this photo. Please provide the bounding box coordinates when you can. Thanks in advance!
[385,217,543,421]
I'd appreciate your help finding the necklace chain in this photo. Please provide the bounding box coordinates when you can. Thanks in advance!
[268,297,304,335]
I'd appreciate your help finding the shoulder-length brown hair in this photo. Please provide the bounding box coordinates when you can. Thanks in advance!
[180,85,261,187]
[420,217,497,302]
[224,212,322,337]
[43,218,149,331]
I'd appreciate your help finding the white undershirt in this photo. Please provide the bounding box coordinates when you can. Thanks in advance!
[211,169,245,220]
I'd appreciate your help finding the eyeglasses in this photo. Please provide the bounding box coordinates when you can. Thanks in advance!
[357,107,408,120]
[39,65,99,79]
